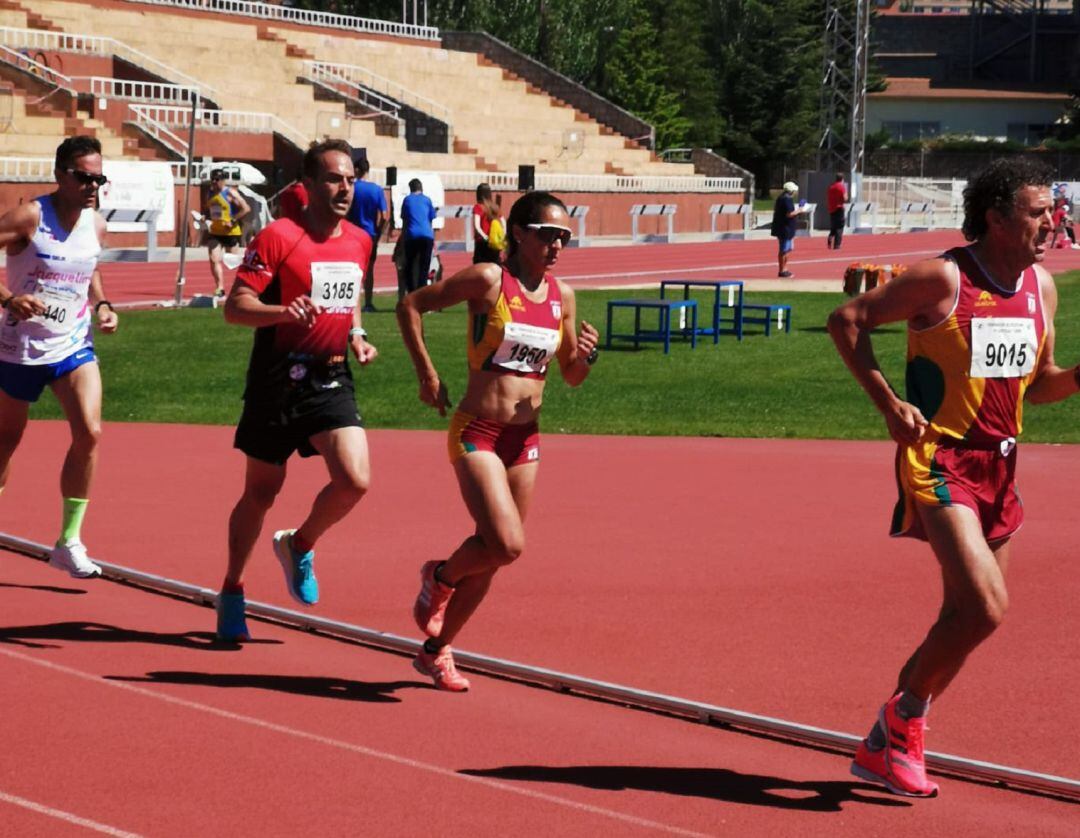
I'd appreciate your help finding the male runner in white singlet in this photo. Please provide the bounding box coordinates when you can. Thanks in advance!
[0,136,119,577]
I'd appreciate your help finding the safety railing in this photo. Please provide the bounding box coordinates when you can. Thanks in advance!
[82,77,198,105]
[120,0,439,41]
[376,169,743,194]
[0,26,216,99]
[303,60,450,125]
[126,104,188,157]
[0,44,75,93]
[0,156,54,181]
[301,63,402,126]
[128,104,309,155]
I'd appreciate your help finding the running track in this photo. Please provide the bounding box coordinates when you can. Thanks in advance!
[1,422,1077,835]
[5,230,1080,305]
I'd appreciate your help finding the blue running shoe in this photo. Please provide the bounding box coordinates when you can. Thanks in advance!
[216,592,250,641]
[273,529,318,606]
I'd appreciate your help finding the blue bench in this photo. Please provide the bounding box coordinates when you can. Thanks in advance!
[606,298,698,354]
[659,279,743,342]
[741,303,791,336]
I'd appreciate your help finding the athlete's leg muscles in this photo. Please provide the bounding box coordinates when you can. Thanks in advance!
[226,455,287,588]
[49,361,102,499]
[207,239,225,292]
[899,503,1009,701]
[295,426,370,546]
[434,456,538,646]
[0,387,30,492]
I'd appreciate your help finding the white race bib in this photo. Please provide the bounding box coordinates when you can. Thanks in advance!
[32,284,83,336]
[491,321,560,374]
[310,262,362,310]
[970,317,1037,379]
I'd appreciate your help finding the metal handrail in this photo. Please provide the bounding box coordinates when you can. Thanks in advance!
[372,168,743,194]
[0,26,216,98]
[303,60,451,123]
[127,104,188,157]
[302,66,401,123]
[80,76,198,104]
[0,44,75,93]
[127,103,309,150]
[120,0,439,41]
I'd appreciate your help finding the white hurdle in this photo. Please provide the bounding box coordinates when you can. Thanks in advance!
[564,204,590,247]
[437,204,473,251]
[630,203,676,244]
[2,530,1078,802]
[709,203,750,240]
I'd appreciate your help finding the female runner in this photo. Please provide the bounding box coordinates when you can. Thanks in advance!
[396,191,599,691]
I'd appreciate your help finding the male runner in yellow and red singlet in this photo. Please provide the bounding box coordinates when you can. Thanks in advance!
[829,159,1080,797]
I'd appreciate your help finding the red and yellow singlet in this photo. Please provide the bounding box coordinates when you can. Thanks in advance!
[467,267,563,379]
[892,246,1047,538]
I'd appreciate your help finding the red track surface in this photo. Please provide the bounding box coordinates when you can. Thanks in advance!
[5,230,1080,305]
[1,422,1077,835]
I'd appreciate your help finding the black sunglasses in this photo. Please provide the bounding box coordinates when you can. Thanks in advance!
[526,223,572,246]
[65,168,108,187]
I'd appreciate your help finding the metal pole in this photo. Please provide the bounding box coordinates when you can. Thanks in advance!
[2,530,1078,801]
[174,91,198,307]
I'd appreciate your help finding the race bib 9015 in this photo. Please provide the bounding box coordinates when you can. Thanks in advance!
[970,317,1037,379]
[310,262,362,310]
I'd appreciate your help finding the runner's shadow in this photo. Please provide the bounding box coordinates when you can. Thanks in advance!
[459,765,910,812]
[0,621,277,651]
[0,581,88,595]
[106,670,425,704]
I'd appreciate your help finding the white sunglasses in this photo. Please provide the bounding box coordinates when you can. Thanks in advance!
[525,223,573,245]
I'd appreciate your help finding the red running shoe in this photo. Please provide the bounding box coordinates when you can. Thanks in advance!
[413,645,470,692]
[413,560,454,637]
[871,693,939,797]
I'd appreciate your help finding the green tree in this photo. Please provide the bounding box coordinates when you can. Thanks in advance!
[653,0,723,149]
[707,0,822,191]
[597,0,690,149]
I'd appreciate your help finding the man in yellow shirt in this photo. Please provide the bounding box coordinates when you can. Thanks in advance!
[204,168,250,297]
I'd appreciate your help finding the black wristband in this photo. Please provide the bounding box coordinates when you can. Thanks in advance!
[584,347,599,366]
[95,300,113,314]
[0,296,10,309]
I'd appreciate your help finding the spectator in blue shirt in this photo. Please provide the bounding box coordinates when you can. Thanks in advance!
[345,157,387,312]
[770,181,808,277]
[400,178,437,297]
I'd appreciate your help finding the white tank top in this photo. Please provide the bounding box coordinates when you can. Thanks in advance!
[0,195,101,364]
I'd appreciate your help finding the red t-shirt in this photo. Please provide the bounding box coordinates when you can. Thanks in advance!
[237,218,372,396]
[827,181,847,213]
[472,202,491,241]
[278,182,308,224]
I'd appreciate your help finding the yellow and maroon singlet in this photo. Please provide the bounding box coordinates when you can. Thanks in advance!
[467,267,563,379]
[891,246,1047,540]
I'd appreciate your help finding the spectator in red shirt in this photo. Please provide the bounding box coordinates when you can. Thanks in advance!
[277,176,308,224]
[826,174,848,251]
[472,182,499,264]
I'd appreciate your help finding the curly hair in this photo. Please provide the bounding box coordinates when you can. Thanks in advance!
[506,191,568,257]
[961,158,1053,242]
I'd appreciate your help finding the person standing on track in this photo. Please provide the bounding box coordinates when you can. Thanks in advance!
[828,159,1080,797]
[826,173,847,251]
[0,135,118,579]
[216,139,378,642]
[345,157,387,312]
[397,191,599,691]
[205,168,251,298]
[771,181,807,277]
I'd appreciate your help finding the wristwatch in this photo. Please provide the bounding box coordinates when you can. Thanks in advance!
[349,327,367,339]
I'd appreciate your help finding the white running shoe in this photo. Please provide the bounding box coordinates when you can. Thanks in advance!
[48,540,102,579]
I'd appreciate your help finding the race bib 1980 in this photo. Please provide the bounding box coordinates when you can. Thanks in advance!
[310,262,362,310]
[970,317,1037,379]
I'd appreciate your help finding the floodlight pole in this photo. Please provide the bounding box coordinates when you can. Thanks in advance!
[174,91,198,307]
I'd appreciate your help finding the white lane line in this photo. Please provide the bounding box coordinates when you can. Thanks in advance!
[559,248,943,282]
[0,790,143,837]
[0,647,711,838]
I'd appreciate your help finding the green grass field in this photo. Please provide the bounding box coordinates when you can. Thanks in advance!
[28,273,1080,442]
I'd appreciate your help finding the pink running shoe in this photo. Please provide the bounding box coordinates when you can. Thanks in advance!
[413,645,470,692]
[876,694,939,797]
[413,560,454,637]
[850,738,894,790]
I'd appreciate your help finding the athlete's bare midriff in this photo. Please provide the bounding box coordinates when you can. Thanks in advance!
[457,369,546,424]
